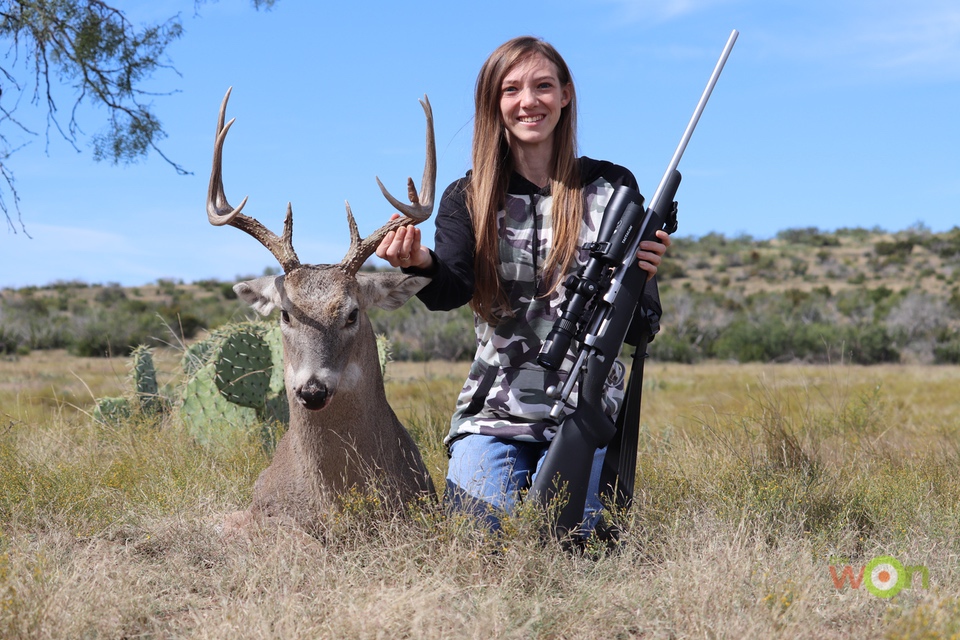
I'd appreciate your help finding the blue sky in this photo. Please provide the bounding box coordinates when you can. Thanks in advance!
[1,0,958,288]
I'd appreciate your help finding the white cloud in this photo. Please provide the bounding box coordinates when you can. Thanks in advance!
[6,224,137,254]
[591,0,960,81]
[1,224,148,288]
[753,0,960,83]
[855,3,960,75]
[593,0,740,23]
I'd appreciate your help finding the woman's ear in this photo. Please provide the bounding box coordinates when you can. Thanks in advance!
[561,83,572,108]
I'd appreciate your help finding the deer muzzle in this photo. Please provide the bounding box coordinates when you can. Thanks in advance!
[295,377,331,411]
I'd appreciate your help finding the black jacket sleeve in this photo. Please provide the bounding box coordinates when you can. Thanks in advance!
[404,177,476,311]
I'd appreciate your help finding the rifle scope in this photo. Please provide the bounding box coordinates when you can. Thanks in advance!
[537,186,646,370]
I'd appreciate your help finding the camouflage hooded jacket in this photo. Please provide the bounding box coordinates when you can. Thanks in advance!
[410,157,662,445]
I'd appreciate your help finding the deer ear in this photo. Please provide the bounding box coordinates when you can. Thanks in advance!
[234,275,285,316]
[357,272,430,311]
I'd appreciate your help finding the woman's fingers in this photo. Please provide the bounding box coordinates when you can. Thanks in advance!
[636,230,672,279]
[374,224,429,269]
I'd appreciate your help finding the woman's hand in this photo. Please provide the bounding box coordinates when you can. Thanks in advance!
[375,214,433,270]
[636,229,672,280]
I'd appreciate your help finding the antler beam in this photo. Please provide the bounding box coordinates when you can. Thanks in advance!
[207,87,301,273]
[339,96,436,276]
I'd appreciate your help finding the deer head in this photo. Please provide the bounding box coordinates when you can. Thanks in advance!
[207,88,435,411]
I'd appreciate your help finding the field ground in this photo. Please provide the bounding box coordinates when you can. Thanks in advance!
[1,350,959,638]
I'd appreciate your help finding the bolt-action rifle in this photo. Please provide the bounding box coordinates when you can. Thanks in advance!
[529,30,739,539]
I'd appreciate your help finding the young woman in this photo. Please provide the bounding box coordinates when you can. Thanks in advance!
[376,36,670,533]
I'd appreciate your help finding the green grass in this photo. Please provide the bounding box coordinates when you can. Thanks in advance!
[0,352,958,638]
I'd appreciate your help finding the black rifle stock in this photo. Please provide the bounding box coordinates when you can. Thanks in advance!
[529,30,738,540]
[529,174,681,536]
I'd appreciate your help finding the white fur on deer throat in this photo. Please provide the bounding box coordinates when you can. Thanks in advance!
[339,361,364,392]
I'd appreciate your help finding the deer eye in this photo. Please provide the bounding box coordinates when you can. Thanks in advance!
[280,309,291,324]
[346,308,359,327]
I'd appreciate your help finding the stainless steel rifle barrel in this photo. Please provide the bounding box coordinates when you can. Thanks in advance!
[645,29,739,216]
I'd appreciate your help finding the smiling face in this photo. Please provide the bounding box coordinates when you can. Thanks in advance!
[499,53,572,159]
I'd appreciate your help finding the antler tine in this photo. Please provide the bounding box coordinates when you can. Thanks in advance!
[207,87,301,272]
[339,201,367,276]
[374,96,436,221]
[339,96,437,275]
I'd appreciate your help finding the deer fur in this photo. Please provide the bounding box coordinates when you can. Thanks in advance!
[223,266,434,534]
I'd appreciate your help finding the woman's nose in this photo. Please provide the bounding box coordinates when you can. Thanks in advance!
[519,88,538,107]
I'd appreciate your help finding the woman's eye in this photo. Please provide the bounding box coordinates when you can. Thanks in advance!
[346,309,359,326]
[281,310,290,324]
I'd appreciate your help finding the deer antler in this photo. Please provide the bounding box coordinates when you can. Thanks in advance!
[339,96,436,276]
[207,87,301,273]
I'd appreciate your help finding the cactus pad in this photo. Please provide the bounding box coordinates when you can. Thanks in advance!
[180,361,259,445]
[131,345,160,414]
[181,339,217,376]
[94,396,133,424]
[214,329,273,408]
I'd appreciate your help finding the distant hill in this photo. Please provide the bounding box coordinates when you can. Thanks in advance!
[2,226,959,364]
[651,225,960,364]
[662,225,960,297]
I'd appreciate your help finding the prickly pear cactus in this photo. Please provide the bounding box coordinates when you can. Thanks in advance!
[181,339,217,376]
[93,396,133,424]
[214,329,273,408]
[180,361,260,445]
[91,345,166,423]
[131,345,160,414]
[178,321,288,448]
[376,334,391,377]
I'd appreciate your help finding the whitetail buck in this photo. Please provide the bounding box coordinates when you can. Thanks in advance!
[207,88,437,534]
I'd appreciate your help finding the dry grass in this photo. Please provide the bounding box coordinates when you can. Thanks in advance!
[1,350,959,638]
[0,349,182,424]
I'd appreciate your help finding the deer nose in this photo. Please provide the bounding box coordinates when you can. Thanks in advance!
[296,378,330,411]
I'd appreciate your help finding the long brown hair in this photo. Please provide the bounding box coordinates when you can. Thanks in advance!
[468,36,582,325]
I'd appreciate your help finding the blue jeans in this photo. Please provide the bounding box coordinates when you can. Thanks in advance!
[445,433,606,534]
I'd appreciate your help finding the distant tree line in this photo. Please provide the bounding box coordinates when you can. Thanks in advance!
[649,285,960,365]
[3,225,960,364]
[649,224,960,365]
[0,279,249,357]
